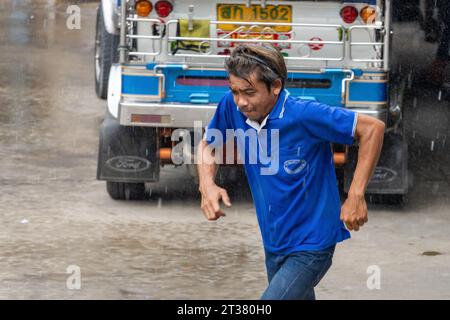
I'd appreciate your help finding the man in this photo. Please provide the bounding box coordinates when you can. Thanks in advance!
[197,44,385,300]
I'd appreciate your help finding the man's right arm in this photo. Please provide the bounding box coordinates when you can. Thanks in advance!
[197,139,231,221]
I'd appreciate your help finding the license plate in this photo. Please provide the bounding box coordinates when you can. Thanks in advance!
[217,4,292,32]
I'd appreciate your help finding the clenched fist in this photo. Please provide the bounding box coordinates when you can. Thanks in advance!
[340,193,368,231]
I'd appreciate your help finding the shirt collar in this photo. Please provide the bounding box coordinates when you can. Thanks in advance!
[245,114,269,133]
[241,89,290,133]
[268,89,289,120]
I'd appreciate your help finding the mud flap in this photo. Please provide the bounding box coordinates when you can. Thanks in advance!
[96,111,160,182]
[344,131,409,195]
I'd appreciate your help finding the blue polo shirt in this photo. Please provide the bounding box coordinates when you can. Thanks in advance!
[205,89,357,254]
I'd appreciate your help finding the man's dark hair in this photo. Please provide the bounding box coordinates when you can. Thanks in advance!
[225,43,287,91]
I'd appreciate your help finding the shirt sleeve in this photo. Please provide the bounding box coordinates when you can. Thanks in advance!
[299,100,358,145]
[204,93,233,148]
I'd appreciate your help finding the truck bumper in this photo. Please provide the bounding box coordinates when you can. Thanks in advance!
[119,100,217,128]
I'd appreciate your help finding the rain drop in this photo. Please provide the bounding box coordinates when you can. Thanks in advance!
[157,197,162,209]
[407,72,412,89]
[438,90,442,101]
[432,0,439,19]
[431,140,435,152]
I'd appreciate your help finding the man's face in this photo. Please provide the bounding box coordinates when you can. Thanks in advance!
[229,72,282,122]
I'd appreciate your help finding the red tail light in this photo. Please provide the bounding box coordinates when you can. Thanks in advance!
[155,1,173,18]
[340,6,358,24]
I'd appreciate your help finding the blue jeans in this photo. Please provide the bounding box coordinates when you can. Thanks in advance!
[261,245,336,300]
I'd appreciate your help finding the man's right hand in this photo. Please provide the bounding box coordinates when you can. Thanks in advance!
[199,183,232,221]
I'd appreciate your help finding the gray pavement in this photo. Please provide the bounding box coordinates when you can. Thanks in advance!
[0,0,449,299]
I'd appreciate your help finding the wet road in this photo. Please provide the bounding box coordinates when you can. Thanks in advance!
[0,0,449,299]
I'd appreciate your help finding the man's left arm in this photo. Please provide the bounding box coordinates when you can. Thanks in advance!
[341,114,386,231]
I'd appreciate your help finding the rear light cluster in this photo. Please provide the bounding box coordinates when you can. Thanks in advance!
[340,5,376,24]
[135,0,173,18]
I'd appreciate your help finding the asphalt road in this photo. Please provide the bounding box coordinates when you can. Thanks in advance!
[0,0,449,299]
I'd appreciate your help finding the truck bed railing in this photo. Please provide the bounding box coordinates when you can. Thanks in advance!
[120,7,387,69]
[348,25,385,63]
[165,20,346,62]
[125,17,164,56]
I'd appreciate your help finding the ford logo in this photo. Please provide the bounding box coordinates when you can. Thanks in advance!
[372,167,397,182]
[106,156,151,173]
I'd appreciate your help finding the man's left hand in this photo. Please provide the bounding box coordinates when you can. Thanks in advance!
[340,193,368,231]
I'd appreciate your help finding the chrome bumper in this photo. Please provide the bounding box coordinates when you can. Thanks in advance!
[119,101,388,128]
[119,101,218,128]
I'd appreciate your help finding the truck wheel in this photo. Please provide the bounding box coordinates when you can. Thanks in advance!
[381,194,405,205]
[368,194,405,205]
[95,5,119,99]
[216,166,240,186]
[106,182,146,200]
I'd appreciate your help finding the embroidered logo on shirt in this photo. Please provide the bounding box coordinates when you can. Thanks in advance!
[283,159,307,174]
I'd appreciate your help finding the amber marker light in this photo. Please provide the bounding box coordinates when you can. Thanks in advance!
[135,0,153,17]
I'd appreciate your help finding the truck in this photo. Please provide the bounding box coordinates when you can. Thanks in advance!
[95,0,409,203]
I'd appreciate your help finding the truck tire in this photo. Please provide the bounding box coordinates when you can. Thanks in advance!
[360,193,404,205]
[342,193,405,206]
[106,182,146,200]
[216,166,240,186]
[374,194,405,205]
[95,5,119,99]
